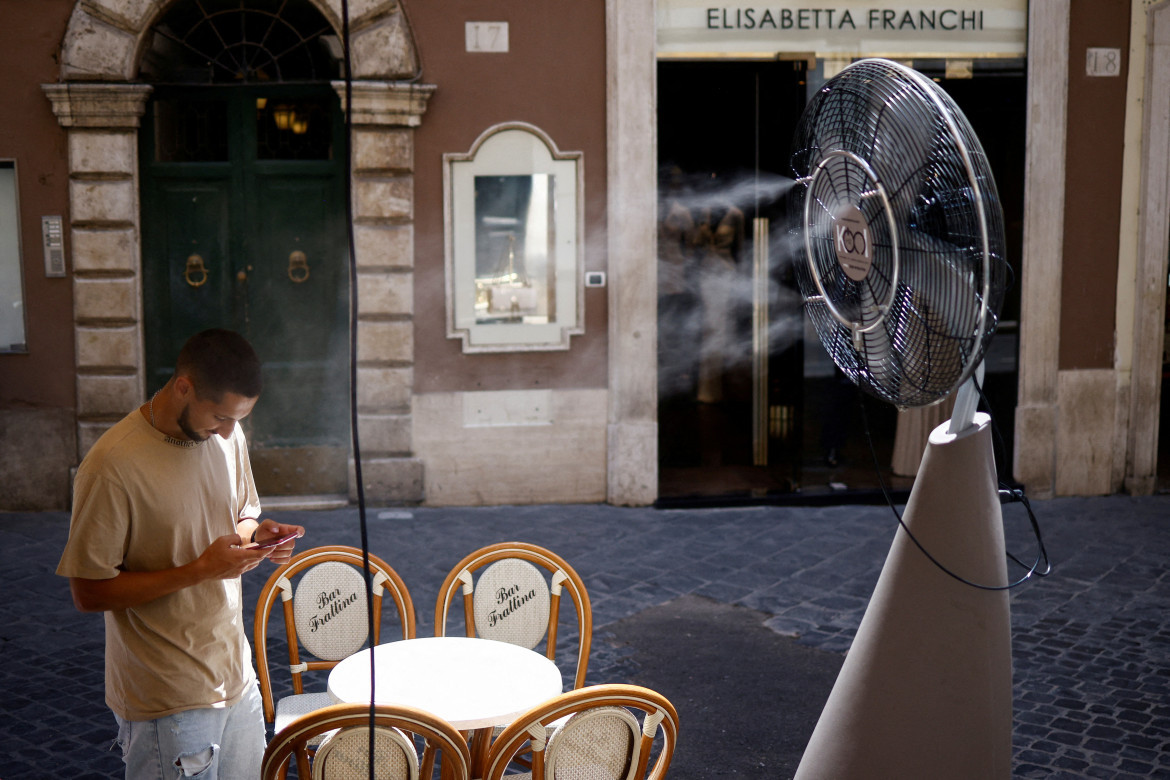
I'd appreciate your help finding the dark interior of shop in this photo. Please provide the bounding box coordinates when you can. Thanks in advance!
[656,58,1026,506]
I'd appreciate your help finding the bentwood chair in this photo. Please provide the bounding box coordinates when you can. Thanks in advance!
[434,542,593,690]
[261,702,472,780]
[435,542,594,769]
[481,684,679,780]
[254,545,416,740]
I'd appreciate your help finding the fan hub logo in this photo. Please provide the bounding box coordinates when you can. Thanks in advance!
[834,205,872,281]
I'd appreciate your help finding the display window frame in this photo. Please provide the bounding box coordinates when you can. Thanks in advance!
[444,122,585,353]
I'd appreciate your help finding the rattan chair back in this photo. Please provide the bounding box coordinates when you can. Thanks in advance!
[434,542,592,688]
[262,702,470,780]
[546,705,641,779]
[482,684,678,780]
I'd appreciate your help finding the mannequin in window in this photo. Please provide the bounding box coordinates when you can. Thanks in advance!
[658,166,700,399]
[694,181,745,404]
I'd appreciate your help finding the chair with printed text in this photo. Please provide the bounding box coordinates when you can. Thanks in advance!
[261,702,472,780]
[254,545,416,743]
[481,684,679,780]
[434,541,592,689]
[435,541,593,767]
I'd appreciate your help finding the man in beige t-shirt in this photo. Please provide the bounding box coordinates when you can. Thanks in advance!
[58,329,305,779]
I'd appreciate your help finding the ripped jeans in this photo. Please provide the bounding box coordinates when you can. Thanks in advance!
[114,681,265,779]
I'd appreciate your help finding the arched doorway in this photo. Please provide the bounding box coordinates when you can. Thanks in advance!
[138,0,350,495]
[46,0,435,503]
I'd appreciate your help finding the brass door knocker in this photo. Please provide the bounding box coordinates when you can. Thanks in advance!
[184,254,209,288]
[288,251,310,283]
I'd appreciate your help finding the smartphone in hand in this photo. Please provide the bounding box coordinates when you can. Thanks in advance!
[250,531,299,550]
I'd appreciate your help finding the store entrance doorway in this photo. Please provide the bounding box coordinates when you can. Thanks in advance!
[656,59,1026,504]
[657,60,807,502]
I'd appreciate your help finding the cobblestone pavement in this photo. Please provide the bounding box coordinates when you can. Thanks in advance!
[2,494,1168,778]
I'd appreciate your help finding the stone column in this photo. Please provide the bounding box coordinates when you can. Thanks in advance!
[1013,0,1069,499]
[1126,2,1170,494]
[605,0,659,505]
[43,83,152,461]
[333,80,435,504]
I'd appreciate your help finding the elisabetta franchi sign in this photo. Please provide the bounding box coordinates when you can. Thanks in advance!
[657,0,1026,58]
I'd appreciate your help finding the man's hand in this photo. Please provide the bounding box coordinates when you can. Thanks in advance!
[247,519,305,566]
[196,533,276,579]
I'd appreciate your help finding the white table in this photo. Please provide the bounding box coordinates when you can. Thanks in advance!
[327,636,563,731]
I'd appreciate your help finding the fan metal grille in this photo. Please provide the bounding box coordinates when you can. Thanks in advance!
[791,59,1008,409]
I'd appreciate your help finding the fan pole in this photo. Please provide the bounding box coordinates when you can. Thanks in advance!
[948,361,986,435]
[794,412,1011,779]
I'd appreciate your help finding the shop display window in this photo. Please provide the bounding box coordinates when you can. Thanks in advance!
[444,123,583,351]
[0,161,26,353]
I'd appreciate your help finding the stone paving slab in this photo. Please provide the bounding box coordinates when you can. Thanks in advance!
[1,494,1168,778]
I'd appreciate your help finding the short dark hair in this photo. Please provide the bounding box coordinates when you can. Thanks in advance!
[175,329,262,401]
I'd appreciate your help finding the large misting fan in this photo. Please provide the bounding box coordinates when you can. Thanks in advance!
[790,58,1009,418]
[790,59,1018,779]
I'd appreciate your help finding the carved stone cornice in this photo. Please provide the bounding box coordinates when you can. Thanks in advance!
[42,83,153,129]
[331,81,436,127]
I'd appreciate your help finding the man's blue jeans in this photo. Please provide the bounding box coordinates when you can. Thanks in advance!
[113,681,265,779]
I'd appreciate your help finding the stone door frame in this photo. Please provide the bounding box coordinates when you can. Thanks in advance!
[1015,0,1170,496]
[1126,0,1170,494]
[44,0,434,502]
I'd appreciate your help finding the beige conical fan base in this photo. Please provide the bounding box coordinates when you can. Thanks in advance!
[794,412,1012,779]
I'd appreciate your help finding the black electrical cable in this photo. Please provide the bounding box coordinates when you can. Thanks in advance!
[858,380,1051,592]
[972,374,1050,577]
[336,1,378,777]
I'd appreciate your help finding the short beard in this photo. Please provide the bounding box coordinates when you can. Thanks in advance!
[177,404,209,442]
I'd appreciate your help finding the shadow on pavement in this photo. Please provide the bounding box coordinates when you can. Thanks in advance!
[604,593,843,779]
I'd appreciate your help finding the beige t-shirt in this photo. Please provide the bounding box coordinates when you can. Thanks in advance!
[57,410,261,721]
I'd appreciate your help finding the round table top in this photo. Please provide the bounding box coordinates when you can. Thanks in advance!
[327,636,564,730]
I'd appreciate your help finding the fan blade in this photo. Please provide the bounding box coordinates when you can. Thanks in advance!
[894,226,987,390]
[854,281,896,393]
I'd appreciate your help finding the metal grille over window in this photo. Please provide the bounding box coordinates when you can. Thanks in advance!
[139,0,342,84]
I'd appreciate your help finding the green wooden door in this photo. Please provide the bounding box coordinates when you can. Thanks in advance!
[142,85,349,495]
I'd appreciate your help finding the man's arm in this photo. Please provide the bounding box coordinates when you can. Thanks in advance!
[69,533,273,612]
